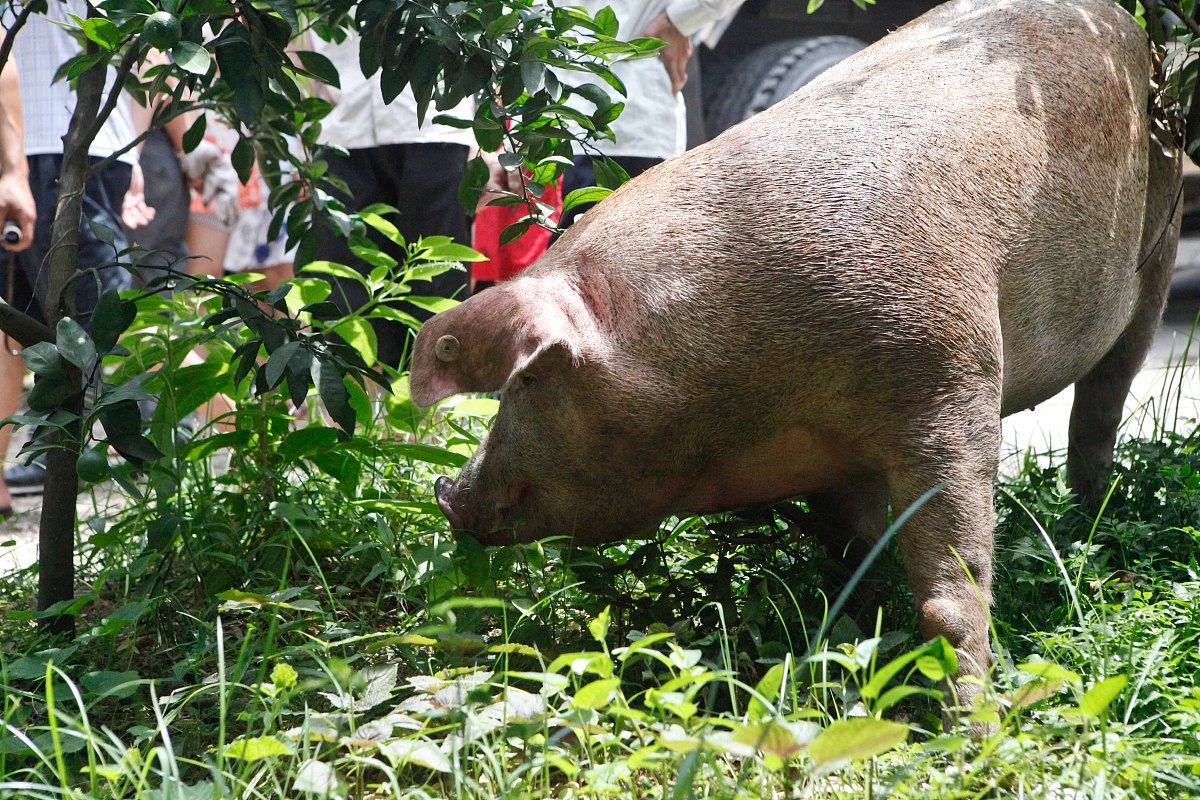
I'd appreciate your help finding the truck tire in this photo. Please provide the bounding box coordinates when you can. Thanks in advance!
[705,36,866,137]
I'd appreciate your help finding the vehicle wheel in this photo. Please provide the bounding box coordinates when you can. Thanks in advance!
[704,36,866,137]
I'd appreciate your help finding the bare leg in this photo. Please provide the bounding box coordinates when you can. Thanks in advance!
[184,220,229,280]
[183,219,233,429]
[248,262,293,293]
[0,343,23,511]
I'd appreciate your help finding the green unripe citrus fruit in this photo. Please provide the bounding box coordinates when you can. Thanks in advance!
[143,11,182,51]
[77,447,110,484]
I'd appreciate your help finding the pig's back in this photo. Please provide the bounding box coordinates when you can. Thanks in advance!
[544,0,1157,418]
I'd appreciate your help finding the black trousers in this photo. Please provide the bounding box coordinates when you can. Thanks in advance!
[310,142,470,368]
[3,155,131,329]
[559,155,663,230]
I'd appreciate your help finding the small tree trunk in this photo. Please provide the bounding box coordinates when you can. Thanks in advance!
[35,379,81,636]
[35,29,109,635]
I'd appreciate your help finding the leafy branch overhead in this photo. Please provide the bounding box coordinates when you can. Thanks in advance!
[1122,0,1200,158]
[41,0,664,267]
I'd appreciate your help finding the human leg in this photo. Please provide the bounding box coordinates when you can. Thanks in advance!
[0,344,23,512]
[184,219,229,280]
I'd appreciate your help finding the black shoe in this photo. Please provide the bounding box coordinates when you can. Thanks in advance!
[5,458,46,494]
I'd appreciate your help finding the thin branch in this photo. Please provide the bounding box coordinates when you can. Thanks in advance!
[0,298,52,346]
[88,100,220,176]
[78,43,140,151]
[1162,0,1200,37]
[0,1,37,79]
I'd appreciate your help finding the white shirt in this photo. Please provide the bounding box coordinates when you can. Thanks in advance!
[312,32,475,150]
[561,0,746,159]
[11,0,136,163]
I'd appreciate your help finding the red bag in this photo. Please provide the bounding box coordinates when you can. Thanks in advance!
[471,178,563,284]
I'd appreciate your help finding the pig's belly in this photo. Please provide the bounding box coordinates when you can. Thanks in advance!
[681,426,854,514]
[998,268,1138,415]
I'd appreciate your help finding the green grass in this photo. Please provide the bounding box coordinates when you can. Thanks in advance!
[1,340,1199,797]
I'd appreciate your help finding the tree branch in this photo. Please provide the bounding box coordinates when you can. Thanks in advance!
[79,43,140,153]
[88,101,219,176]
[1162,0,1200,37]
[0,298,52,346]
[0,2,37,79]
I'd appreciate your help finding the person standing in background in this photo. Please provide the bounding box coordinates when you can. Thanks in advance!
[558,0,747,226]
[307,30,476,369]
[0,60,37,517]
[0,1,140,497]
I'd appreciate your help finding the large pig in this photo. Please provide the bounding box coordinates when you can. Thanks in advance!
[410,0,1181,709]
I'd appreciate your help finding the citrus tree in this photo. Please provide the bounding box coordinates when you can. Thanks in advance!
[0,0,659,634]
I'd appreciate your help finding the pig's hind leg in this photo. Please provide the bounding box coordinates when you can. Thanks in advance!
[1068,167,1179,513]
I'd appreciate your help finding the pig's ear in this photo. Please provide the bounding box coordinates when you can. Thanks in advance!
[410,284,581,408]
[502,337,579,391]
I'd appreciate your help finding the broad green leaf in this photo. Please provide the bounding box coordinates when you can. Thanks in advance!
[1017,661,1081,686]
[588,606,611,644]
[230,136,254,184]
[1009,678,1064,709]
[420,241,487,262]
[80,670,140,700]
[445,398,499,417]
[22,342,65,377]
[264,340,302,388]
[330,317,376,367]
[360,212,402,245]
[155,361,227,422]
[296,51,343,88]
[172,41,211,75]
[561,186,612,212]
[458,155,490,213]
[548,652,613,678]
[181,113,206,153]
[593,5,619,36]
[404,296,459,315]
[915,636,957,681]
[278,426,339,460]
[303,260,367,286]
[861,637,953,700]
[56,318,95,371]
[82,18,121,50]
[807,718,909,768]
[90,291,135,353]
[574,677,621,709]
[294,759,341,794]
[1077,674,1128,719]
[381,740,451,773]
[5,647,77,680]
[733,720,819,760]
[223,735,293,761]
[748,660,790,721]
[873,685,942,715]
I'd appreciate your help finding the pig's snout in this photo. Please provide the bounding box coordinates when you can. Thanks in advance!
[435,476,466,531]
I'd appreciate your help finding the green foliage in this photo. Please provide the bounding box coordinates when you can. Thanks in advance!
[2,330,1200,795]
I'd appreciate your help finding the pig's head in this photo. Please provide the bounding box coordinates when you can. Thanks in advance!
[410,276,668,546]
